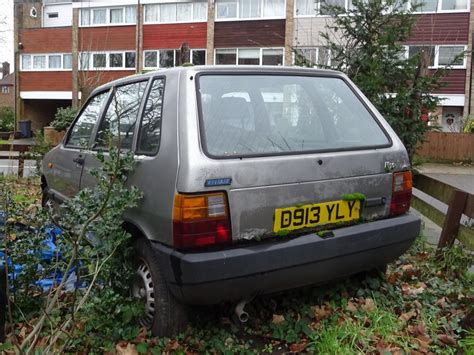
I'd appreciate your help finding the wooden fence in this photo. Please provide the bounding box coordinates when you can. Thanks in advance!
[416,132,474,162]
[412,174,474,252]
[0,144,31,178]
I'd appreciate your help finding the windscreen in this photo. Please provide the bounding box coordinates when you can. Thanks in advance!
[197,74,390,157]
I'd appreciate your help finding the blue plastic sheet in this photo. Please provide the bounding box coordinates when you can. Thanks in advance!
[0,211,78,292]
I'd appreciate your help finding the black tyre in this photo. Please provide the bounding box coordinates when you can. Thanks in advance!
[132,238,188,337]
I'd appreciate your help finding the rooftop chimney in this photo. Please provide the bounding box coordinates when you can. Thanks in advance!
[1,62,10,79]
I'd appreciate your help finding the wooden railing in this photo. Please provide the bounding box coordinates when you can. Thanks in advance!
[412,174,474,252]
[0,144,31,178]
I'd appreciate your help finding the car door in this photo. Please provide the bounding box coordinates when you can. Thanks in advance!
[79,80,149,190]
[44,90,109,201]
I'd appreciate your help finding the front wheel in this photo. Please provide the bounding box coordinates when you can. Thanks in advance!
[132,238,188,337]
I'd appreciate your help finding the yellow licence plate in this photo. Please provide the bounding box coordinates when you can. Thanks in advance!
[273,200,361,233]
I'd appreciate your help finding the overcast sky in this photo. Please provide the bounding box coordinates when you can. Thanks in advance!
[0,0,14,70]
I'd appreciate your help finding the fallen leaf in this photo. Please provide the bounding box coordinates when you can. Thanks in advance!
[437,334,457,346]
[311,305,331,320]
[401,264,414,271]
[415,334,431,352]
[361,298,376,312]
[345,300,358,312]
[435,297,448,309]
[412,300,422,310]
[399,309,417,322]
[168,340,180,351]
[115,342,138,355]
[387,272,400,284]
[289,341,308,352]
[272,314,285,325]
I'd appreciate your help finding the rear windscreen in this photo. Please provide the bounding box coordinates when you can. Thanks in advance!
[197,74,390,158]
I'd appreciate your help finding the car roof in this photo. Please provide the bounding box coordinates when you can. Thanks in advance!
[90,65,343,96]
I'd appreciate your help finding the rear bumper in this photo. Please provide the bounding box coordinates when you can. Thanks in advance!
[152,213,420,304]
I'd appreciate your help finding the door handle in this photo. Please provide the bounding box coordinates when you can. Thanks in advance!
[73,156,85,166]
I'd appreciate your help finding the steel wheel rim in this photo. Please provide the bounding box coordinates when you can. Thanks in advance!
[132,260,155,328]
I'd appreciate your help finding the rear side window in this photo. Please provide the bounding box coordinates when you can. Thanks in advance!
[137,78,165,155]
[66,91,108,147]
[197,75,390,158]
[96,81,148,150]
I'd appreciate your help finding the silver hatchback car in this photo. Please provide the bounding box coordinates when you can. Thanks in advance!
[42,66,420,336]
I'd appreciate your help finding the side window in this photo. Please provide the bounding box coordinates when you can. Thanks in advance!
[137,78,165,155]
[66,92,108,147]
[96,81,148,150]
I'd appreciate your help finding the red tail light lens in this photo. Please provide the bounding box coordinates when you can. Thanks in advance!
[390,171,413,216]
[173,192,231,249]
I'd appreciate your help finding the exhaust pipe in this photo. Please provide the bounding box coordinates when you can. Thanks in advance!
[235,299,250,323]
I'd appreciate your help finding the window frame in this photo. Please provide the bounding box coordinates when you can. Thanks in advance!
[214,47,285,65]
[293,0,469,16]
[215,0,286,21]
[135,76,167,156]
[191,49,207,65]
[79,6,137,27]
[79,51,137,71]
[91,78,151,152]
[64,89,112,149]
[1,86,10,94]
[143,1,208,24]
[405,45,467,69]
[20,53,73,71]
[194,71,393,160]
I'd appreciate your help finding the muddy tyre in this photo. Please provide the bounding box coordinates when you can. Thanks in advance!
[132,238,188,337]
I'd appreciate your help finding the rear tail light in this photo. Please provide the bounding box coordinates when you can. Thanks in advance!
[173,192,231,249]
[390,171,413,216]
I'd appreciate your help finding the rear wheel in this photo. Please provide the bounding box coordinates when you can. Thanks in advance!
[132,238,188,337]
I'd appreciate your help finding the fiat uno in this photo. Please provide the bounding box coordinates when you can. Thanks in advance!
[42,66,421,336]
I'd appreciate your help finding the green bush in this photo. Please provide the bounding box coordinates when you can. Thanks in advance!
[463,116,474,133]
[0,107,14,132]
[50,106,78,132]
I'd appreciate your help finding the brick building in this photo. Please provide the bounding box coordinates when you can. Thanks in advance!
[0,62,14,109]
[13,0,472,131]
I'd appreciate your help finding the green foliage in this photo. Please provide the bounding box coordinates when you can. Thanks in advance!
[463,116,474,133]
[50,106,78,132]
[319,0,449,162]
[1,138,143,352]
[0,106,14,132]
[342,192,366,201]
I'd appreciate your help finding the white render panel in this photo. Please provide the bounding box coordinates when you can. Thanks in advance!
[21,91,73,100]
[293,17,341,47]
[43,4,73,27]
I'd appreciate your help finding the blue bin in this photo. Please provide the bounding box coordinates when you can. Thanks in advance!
[19,120,32,138]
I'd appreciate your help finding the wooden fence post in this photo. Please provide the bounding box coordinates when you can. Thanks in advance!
[436,190,468,257]
[18,155,25,178]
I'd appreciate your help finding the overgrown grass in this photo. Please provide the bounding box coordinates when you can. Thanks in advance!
[1,176,473,353]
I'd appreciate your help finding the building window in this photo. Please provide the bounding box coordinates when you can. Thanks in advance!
[192,49,206,65]
[144,1,207,23]
[80,6,136,27]
[63,54,72,69]
[441,0,468,10]
[79,51,137,70]
[406,45,466,68]
[47,12,59,18]
[295,47,331,67]
[33,55,46,69]
[144,49,204,68]
[216,0,285,19]
[22,55,32,70]
[1,86,9,94]
[295,0,468,16]
[215,48,284,65]
[21,53,74,71]
[438,46,465,67]
[295,0,317,16]
[262,48,284,65]
[92,8,107,25]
